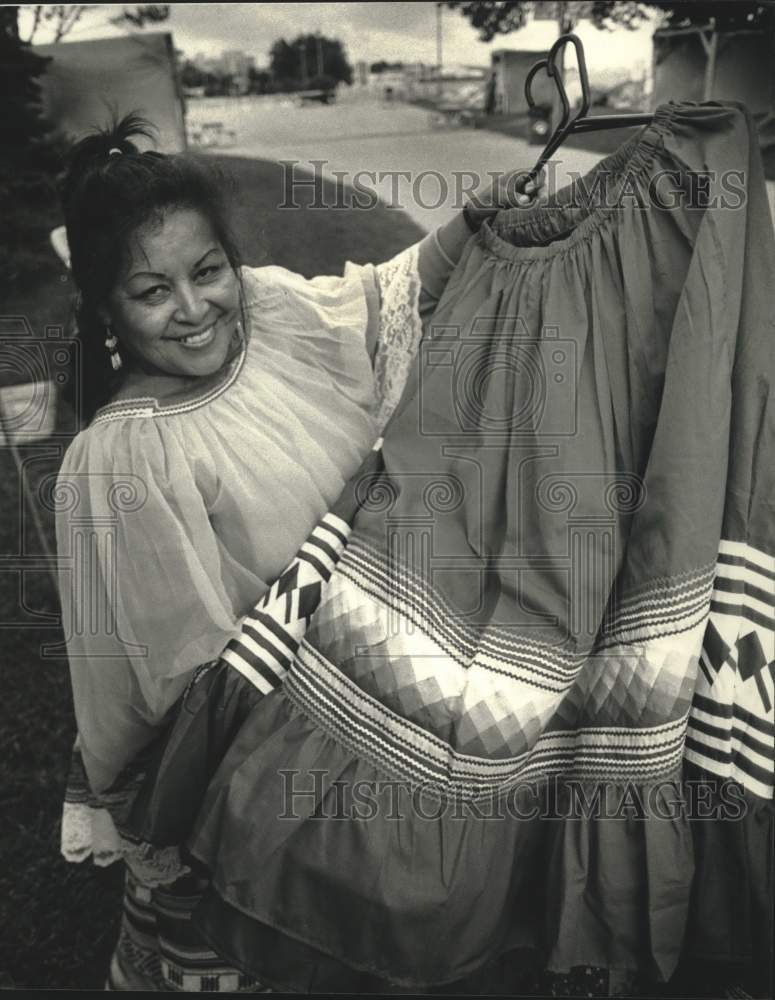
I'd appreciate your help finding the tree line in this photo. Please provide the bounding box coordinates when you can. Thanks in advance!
[181,33,354,97]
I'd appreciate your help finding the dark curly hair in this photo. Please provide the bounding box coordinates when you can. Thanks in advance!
[58,111,245,425]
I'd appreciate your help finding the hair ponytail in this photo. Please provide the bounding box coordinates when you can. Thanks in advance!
[57,111,158,210]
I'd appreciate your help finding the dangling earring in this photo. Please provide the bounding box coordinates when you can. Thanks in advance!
[104,326,123,371]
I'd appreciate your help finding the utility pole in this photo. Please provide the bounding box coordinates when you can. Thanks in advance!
[436,1,443,101]
[315,30,324,77]
[698,18,718,101]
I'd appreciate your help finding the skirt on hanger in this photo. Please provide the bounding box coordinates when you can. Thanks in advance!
[119,101,774,994]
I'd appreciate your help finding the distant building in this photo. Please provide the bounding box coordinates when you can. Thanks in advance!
[191,52,221,75]
[491,48,555,115]
[373,69,407,98]
[220,49,255,95]
[405,64,488,109]
[402,62,428,80]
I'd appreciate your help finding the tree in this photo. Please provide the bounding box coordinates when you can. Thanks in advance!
[180,58,208,89]
[22,5,95,44]
[111,4,170,29]
[248,66,271,94]
[0,6,68,290]
[445,1,772,39]
[269,38,299,85]
[20,4,169,43]
[269,34,353,90]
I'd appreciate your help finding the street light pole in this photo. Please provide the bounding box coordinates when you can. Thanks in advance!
[316,30,324,77]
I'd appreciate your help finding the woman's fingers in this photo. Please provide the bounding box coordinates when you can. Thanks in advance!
[467,166,547,214]
[510,167,546,206]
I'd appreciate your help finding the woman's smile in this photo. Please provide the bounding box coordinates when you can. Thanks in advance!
[173,326,216,348]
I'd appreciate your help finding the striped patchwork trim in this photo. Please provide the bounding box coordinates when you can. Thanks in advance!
[324,533,712,693]
[285,639,689,798]
[271,538,715,794]
[339,536,582,689]
[686,540,774,799]
[220,512,351,695]
[711,539,775,632]
[598,562,716,647]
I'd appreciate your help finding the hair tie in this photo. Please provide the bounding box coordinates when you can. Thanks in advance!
[108,147,122,157]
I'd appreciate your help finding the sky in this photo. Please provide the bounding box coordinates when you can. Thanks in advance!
[18,2,657,75]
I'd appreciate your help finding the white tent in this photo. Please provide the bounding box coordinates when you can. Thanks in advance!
[35,31,186,152]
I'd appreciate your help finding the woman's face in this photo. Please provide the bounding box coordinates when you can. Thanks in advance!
[100,206,241,380]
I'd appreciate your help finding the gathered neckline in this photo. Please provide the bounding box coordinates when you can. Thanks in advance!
[91,330,249,424]
[478,101,680,263]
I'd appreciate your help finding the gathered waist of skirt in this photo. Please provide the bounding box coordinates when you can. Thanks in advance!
[480,101,680,263]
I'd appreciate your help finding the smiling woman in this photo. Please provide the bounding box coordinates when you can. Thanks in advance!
[58,112,247,424]
[53,111,547,991]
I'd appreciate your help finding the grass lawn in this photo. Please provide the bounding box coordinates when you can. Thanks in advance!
[0,154,423,990]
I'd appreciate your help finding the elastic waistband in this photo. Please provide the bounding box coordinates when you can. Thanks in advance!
[479,101,680,263]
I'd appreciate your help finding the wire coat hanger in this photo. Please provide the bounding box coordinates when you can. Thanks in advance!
[525,33,654,183]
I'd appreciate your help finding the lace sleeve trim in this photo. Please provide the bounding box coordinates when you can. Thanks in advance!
[372,242,422,432]
[60,739,191,888]
[60,800,191,886]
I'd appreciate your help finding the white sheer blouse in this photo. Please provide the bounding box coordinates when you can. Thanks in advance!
[56,224,466,796]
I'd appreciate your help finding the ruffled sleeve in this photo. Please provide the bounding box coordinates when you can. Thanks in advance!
[55,417,244,794]
[242,215,471,434]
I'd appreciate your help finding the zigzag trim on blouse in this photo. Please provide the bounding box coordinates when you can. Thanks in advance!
[90,336,249,423]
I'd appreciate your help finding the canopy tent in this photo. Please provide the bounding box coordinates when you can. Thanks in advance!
[35,31,186,152]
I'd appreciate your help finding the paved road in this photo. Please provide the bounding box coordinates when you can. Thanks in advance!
[187,91,602,232]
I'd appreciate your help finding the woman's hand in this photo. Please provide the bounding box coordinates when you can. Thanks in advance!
[463,166,547,229]
[482,165,547,209]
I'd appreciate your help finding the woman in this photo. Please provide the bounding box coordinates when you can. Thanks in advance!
[54,113,544,991]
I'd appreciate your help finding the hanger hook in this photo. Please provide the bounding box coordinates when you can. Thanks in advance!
[524,55,570,133]
[525,58,548,110]
[547,33,590,120]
